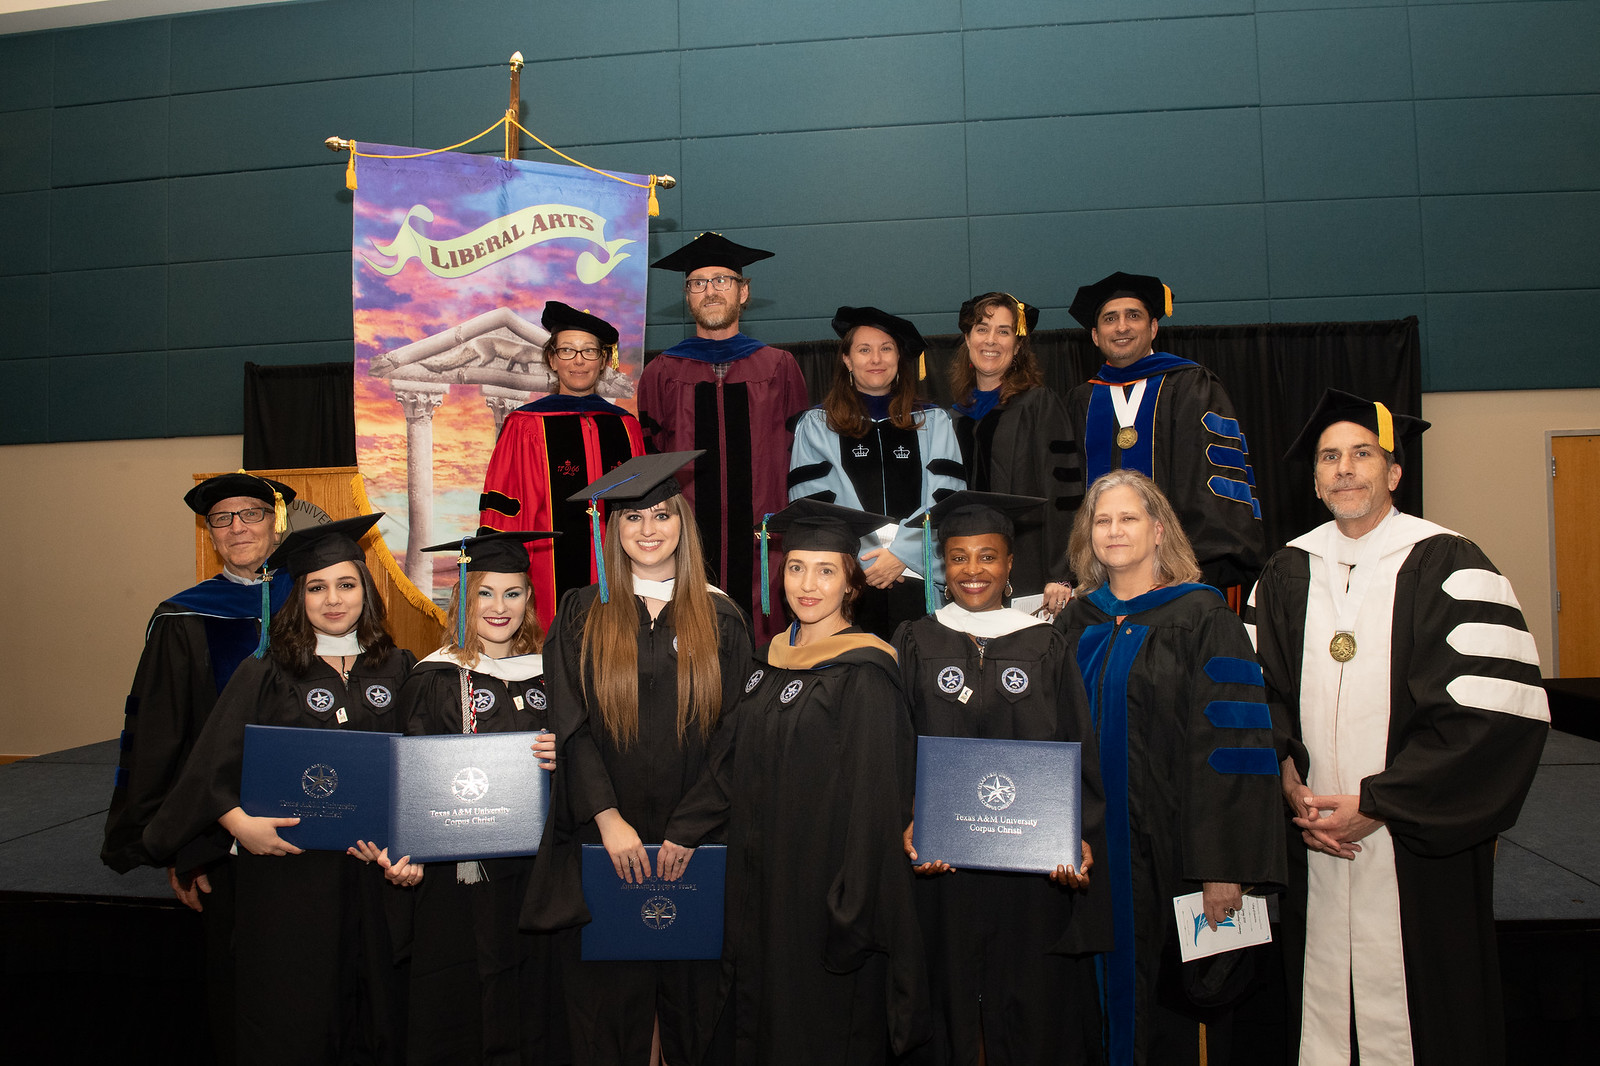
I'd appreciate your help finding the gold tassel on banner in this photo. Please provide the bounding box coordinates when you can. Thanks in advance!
[346,141,358,190]
[648,175,660,217]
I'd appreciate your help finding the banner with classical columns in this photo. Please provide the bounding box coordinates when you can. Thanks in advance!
[351,146,649,605]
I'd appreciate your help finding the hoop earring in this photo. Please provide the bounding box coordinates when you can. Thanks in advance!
[1004,581,1013,598]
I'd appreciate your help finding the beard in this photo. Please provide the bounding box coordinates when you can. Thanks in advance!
[692,298,741,332]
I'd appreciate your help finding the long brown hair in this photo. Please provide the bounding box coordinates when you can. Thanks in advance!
[1068,470,1201,594]
[269,560,396,678]
[821,326,925,437]
[443,571,544,661]
[948,293,1044,407]
[580,493,726,746]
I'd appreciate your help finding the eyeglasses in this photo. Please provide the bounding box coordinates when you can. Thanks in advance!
[553,347,604,361]
[684,274,743,293]
[206,507,272,528]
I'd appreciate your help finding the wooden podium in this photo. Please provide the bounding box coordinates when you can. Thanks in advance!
[192,467,445,659]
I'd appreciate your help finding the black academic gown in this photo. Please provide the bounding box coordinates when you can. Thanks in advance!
[396,655,568,1065]
[668,628,932,1066]
[951,386,1078,599]
[1249,527,1549,1066]
[145,646,414,1066]
[1058,585,1285,1066]
[521,584,753,1066]
[893,609,1112,1066]
[1066,356,1265,591]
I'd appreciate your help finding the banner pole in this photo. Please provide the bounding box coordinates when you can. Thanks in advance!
[506,51,524,161]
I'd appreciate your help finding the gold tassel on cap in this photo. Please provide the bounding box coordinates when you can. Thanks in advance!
[1012,296,1028,337]
[918,351,926,381]
[1374,402,1395,452]
[1163,284,1174,317]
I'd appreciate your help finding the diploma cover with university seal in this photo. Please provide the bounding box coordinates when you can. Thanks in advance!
[912,735,1081,874]
[241,724,398,851]
[579,845,727,961]
[388,732,551,862]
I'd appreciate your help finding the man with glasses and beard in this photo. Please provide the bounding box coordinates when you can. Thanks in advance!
[642,232,810,640]
[101,471,296,1064]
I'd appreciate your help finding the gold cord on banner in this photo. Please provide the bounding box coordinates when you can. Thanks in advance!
[328,119,674,216]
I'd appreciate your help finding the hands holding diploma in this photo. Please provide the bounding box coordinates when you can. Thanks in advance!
[220,805,302,857]
[903,819,1094,888]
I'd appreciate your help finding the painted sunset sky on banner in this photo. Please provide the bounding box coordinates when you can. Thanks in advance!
[352,145,649,603]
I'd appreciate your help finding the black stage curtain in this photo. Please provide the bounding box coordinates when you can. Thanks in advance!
[654,318,1422,559]
[242,361,357,469]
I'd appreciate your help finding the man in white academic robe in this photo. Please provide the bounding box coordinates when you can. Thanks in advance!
[1247,389,1548,1066]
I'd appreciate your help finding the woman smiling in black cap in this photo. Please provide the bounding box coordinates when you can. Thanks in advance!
[788,306,966,640]
[894,491,1109,1064]
[145,514,414,1066]
[665,498,932,1065]
[521,452,753,1066]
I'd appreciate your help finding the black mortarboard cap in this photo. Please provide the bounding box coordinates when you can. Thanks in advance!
[541,300,619,347]
[650,232,774,274]
[185,472,297,516]
[1068,271,1173,330]
[831,306,927,373]
[924,491,1045,544]
[421,529,559,574]
[961,292,1040,337]
[763,499,892,555]
[266,513,383,580]
[569,451,703,510]
[1284,388,1429,464]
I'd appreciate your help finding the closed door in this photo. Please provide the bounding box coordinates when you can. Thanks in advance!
[1552,434,1600,676]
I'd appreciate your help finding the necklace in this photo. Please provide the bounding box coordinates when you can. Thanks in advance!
[339,655,351,682]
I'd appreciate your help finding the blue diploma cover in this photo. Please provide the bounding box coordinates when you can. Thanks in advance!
[388,732,550,862]
[240,724,397,851]
[912,735,1082,874]
[579,845,726,961]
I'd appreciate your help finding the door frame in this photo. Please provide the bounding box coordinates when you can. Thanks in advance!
[1545,428,1600,677]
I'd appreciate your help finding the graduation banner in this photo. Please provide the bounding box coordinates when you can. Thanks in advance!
[351,146,650,606]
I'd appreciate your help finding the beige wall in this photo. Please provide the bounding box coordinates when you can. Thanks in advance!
[1421,389,1600,677]
[3,389,1597,755]
[0,435,245,756]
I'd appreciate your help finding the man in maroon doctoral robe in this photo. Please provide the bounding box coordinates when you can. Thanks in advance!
[643,232,810,640]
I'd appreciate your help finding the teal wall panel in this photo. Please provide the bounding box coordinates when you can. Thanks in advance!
[50,181,167,271]
[169,253,351,349]
[0,192,50,276]
[1423,192,1600,292]
[682,125,967,229]
[0,275,49,359]
[53,20,170,105]
[1258,8,1412,105]
[1261,102,1418,201]
[52,98,168,186]
[0,358,49,443]
[170,0,413,93]
[415,0,679,67]
[682,34,965,136]
[964,18,1258,119]
[1410,1,1600,98]
[680,0,960,47]
[1425,290,1592,391]
[169,75,414,175]
[963,1,1253,29]
[1416,95,1600,195]
[49,265,166,355]
[169,167,349,262]
[967,109,1263,215]
[48,350,166,439]
[1265,198,1424,299]
[0,111,52,194]
[4,0,1597,443]
[0,33,52,112]
[167,341,356,437]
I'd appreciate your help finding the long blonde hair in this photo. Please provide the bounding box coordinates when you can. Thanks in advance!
[1068,470,1201,593]
[443,571,544,661]
[580,492,725,746]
